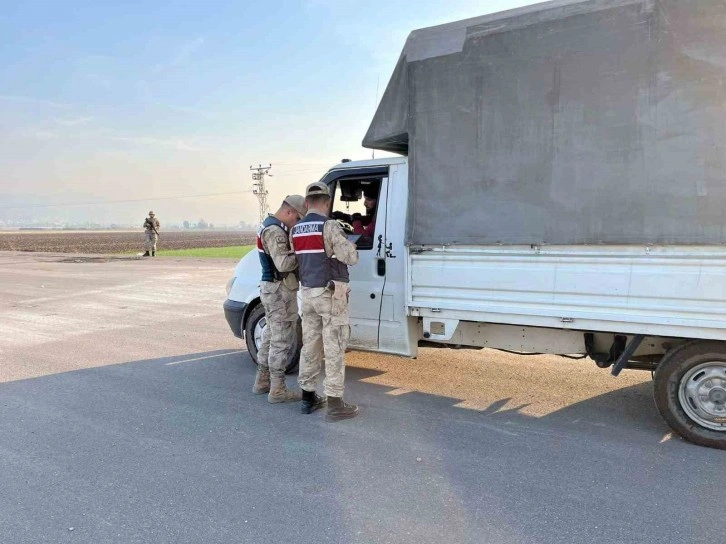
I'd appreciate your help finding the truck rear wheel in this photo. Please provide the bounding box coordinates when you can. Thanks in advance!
[244,303,301,374]
[654,341,726,449]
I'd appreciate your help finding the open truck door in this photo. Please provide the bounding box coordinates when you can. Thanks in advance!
[325,166,389,351]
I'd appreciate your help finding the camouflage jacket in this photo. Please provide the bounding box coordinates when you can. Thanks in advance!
[144,217,160,232]
[261,223,299,291]
[300,206,359,297]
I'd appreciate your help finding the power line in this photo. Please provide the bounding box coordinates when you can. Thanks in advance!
[273,167,327,174]
[1,165,331,213]
[271,162,329,167]
[0,190,254,210]
[274,166,325,172]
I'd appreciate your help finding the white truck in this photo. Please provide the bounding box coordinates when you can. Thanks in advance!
[224,0,726,449]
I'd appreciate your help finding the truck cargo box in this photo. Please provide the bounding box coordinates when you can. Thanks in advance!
[363,0,726,247]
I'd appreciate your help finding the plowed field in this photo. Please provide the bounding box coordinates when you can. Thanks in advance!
[0,230,256,254]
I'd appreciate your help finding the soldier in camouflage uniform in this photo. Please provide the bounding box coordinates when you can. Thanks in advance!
[291,182,360,421]
[254,195,308,403]
[142,211,160,257]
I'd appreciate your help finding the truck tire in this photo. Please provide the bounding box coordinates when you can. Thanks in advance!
[654,341,726,449]
[243,303,301,374]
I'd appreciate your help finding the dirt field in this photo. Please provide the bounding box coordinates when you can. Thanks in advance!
[0,230,256,254]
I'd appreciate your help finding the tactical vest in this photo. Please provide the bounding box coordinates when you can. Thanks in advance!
[257,216,288,282]
[291,212,350,288]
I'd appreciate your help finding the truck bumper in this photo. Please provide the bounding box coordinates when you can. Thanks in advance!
[223,299,247,339]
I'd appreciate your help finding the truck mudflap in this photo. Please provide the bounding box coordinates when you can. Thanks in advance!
[223,299,247,339]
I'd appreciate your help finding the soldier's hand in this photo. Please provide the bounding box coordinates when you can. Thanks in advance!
[335,219,354,234]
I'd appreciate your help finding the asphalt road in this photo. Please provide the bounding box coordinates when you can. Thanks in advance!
[1,252,723,544]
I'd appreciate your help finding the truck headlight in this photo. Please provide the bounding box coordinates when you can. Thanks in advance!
[225,277,236,295]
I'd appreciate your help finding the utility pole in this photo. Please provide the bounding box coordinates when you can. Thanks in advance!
[250,164,272,224]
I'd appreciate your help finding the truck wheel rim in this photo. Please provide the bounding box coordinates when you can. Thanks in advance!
[679,362,726,431]
[254,317,266,351]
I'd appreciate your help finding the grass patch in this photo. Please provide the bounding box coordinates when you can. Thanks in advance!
[153,245,254,258]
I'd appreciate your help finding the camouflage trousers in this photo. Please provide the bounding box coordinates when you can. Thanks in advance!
[257,281,299,377]
[298,283,351,398]
[144,231,158,251]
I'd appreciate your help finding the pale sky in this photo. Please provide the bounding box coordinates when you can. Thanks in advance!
[1,0,537,226]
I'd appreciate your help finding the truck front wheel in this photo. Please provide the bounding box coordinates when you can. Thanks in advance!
[654,341,726,449]
[243,303,301,374]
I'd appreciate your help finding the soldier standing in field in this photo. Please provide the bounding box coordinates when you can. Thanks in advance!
[142,211,160,257]
[254,195,308,403]
[292,182,360,421]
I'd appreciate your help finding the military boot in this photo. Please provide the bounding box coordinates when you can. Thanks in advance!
[152,250,156,257]
[301,389,327,414]
[267,375,302,404]
[142,251,150,257]
[252,367,270,395]
[326,397,359,422]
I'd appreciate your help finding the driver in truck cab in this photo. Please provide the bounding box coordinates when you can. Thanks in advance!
[352,185,378,238]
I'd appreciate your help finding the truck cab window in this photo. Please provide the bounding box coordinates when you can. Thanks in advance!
[331,178,381,250]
